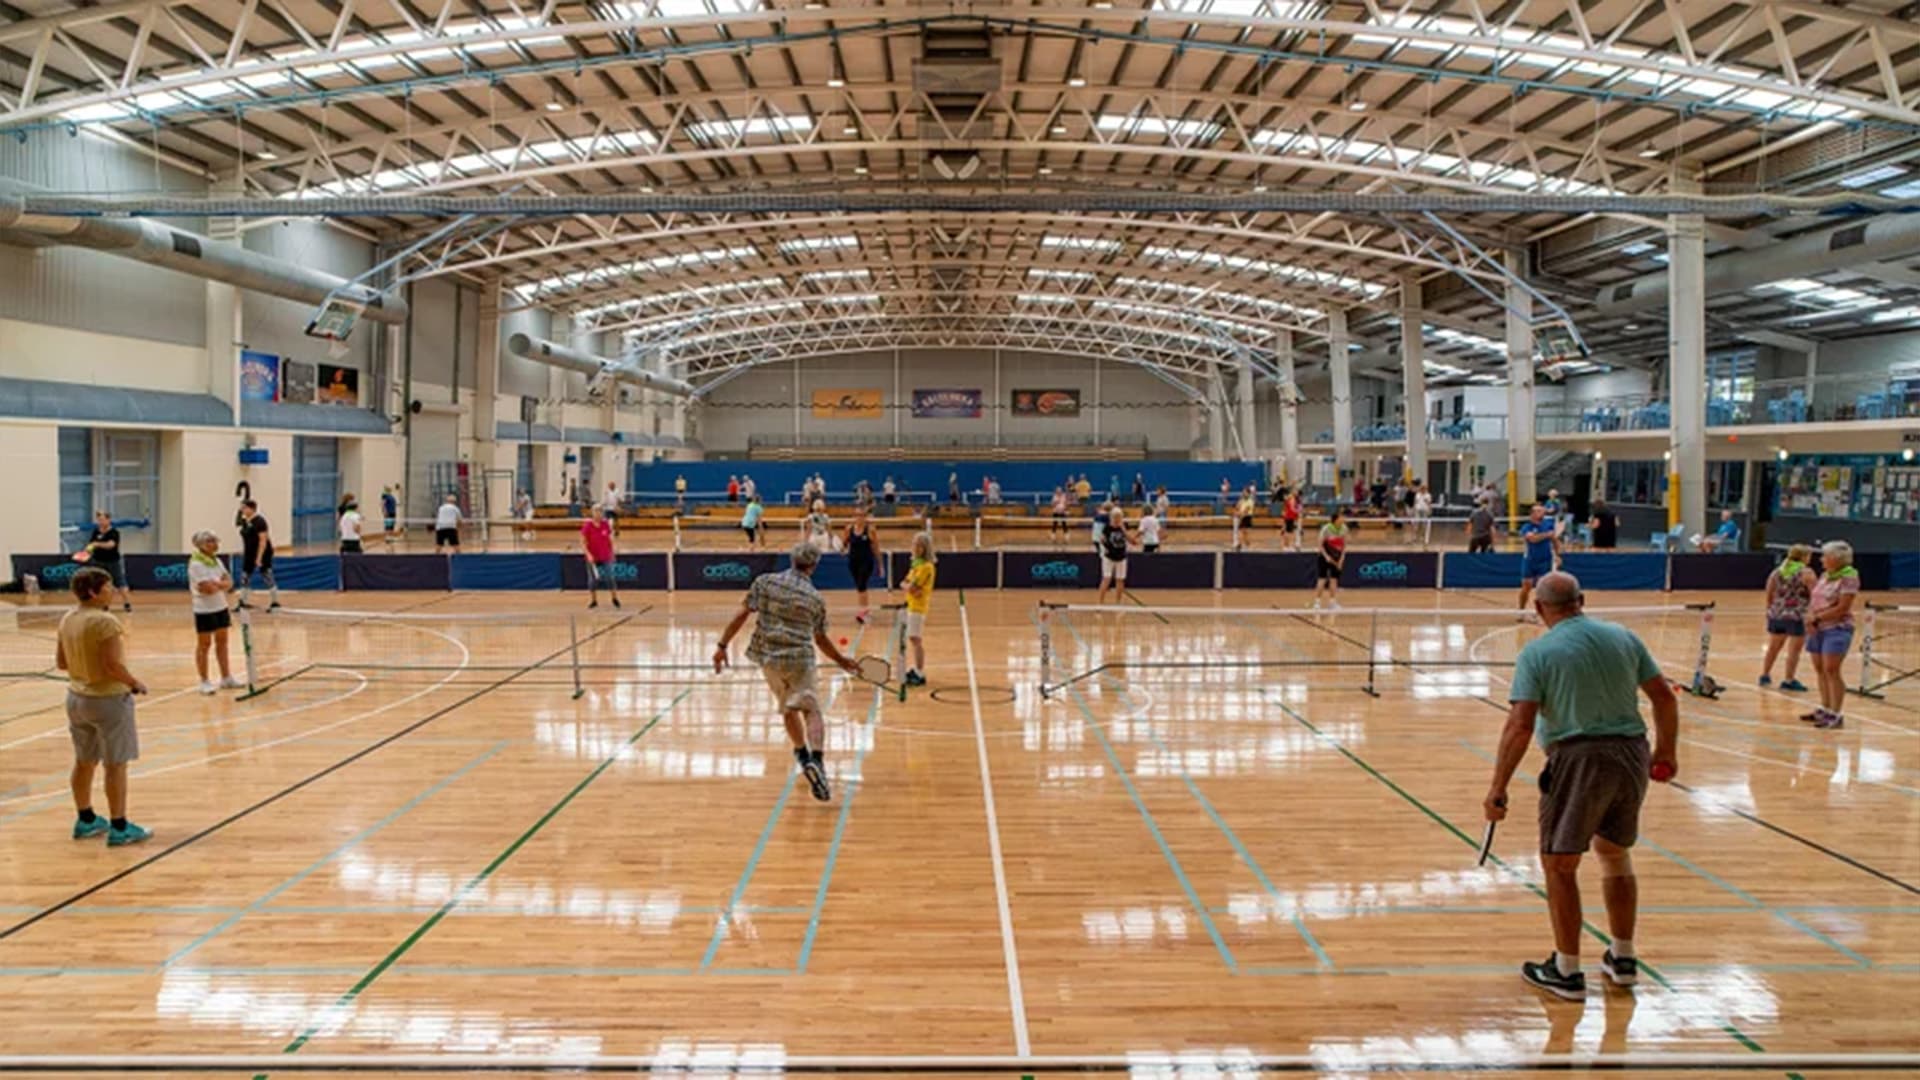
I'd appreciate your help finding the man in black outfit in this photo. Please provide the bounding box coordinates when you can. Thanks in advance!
[83,510,132,613]
[1587,500,1620,550]
[236,500,280,611]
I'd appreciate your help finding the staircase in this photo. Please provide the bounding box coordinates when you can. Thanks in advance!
[1535,449,1590,497]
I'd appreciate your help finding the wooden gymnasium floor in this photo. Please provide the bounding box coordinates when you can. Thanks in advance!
[0,585,1915,1078]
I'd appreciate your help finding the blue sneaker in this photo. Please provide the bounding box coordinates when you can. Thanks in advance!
[1757,675,1773,687]
[107,821,152,847]
[1780,679,1809,692]
[72,816,110,840]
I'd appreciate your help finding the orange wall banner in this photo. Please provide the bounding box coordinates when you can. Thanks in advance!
[811,388,884,419]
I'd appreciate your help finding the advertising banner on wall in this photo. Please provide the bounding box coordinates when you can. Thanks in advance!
[239,351,280,402]
[911,388,983,419]
[811,388,884,420]
[316,363,360,405]
[281,360,316,404]
[1011,388,1082,418]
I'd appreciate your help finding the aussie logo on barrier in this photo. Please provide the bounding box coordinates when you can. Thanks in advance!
[37,561,80,585]
[1030,560,1081,582]
[702,561,755,583]
[1357,560,1410,581]
[153,563,191,586]
[607,562,641,582]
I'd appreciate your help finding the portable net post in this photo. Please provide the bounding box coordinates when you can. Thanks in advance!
[1230,515,1242,551]
[1851,603,1916,699]
[1685,602,1720,696]
[1037,603,1055,701]
[236,605,264,701]
[569,615,584,699]
[673,515,683,552]
[890,603,908,703]
[1363,607,1381,697]
[974,516,983,550]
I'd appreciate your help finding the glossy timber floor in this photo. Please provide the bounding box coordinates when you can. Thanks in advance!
[0,585,1914,1078]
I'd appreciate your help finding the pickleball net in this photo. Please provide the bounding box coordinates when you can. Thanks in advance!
[1036,601,1721,700]
[1855,603,1919,701]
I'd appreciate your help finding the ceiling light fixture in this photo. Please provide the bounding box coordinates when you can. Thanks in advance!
[1346,99,1366,111]
[843,125,858,135]
[827,77,846,88]
[1638,145,1660,159]
[854,165,869,174]
[544,100,564,112]
[256,149,279,161]
[1051,124,1069,134]
[1038,166,1053,175]
[1068,76,1087,88]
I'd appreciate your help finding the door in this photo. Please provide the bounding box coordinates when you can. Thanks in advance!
[101,432,160,555]
[291,436,342,547]
[516,444,534,505]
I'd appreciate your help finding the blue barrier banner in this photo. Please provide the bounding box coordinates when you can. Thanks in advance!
[1668,553,1774,591]
[806,553,885,592]
[340,554,451,591]
[560,554,670,591]
[1560,553,1667,591]
[1440,553,1524,589]
[1002,551,1101,588]
[126,554,194,591]
[674,552,781,590]
[1126,552,1217,590]
[452,554,562,591]
[12,553,90,591]
[884,551,998,591]
[1891,551,1920,590]
[242,555,340,591]
[1341,552,1439,589]
[1219,553,1317,589]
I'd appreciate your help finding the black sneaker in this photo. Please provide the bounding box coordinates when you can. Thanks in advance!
[236,600,253,610]
[268,601,281,612]
[904,670,926,688]
[1521,955,1587,1001]
[1600,949,1638,987]
[588,600,599,610]
[802,760,832,802]
[612,597,621,609]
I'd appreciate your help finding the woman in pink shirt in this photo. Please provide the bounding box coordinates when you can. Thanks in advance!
[581,505,620,610]
[1802,540,1859,729]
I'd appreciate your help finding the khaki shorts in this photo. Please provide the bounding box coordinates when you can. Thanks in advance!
[67,691,139,765]
[1538,735,1649,855]
[905,611,927,638]
[761,663,820,714]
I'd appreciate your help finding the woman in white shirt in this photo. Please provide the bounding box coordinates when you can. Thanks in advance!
[434,495,463,550]
[187,530,241,693]
[803,499,834,551]
[338,496,366,554]
[1138,510,1162,554]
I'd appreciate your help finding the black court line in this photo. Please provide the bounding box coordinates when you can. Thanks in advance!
[0,607,647,943]
[1282,606,1920,898]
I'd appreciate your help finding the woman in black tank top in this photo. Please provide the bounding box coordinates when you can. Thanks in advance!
[845,508,881,624]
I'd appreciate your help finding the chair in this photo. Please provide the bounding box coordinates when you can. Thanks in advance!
[1649,523,1687,552]
[1856,392,1890,420]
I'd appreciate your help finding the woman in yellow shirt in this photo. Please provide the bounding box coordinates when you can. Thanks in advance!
[901,532,937,688]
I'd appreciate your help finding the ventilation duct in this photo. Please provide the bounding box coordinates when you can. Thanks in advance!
[1593,213,1920,315]
[0,181,406,325]
[504,333,696,397]
[913,24,999,182]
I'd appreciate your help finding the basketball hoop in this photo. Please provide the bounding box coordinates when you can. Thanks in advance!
[305,295,366,349]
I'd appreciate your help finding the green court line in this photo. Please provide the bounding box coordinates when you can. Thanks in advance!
[269,686,696,1065]
[1265,690,1772,1057]
[160,740,511,969]
[793,683,886,972]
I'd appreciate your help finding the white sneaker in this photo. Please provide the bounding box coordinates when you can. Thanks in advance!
[221,676,245,689]
[1310,599,1321,610]
[1328,600,1342,610]
[198,681,218,695]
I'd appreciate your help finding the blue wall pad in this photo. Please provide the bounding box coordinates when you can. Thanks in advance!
[674,552,783,590]
[803,553,887,592]
[1125,552,1217,590]
[340,554,451,591]
[1002,551,1102,589]
[560,555,670,591]
[11,554,93,592]
[1219,553,1317,589]
[1668,553,1776,591]
[1440,553,1525,589]
[1340,552,1440,590]
[231,555,340,592]
[1560,553,1667,591]
[1852,553,1892,593]
[451,554,562,591]
[634,460,1267,503]
[882,551,998,591]
[1891,551,1920,590]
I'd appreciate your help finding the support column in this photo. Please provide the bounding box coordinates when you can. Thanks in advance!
[1804,344,1819,412]
[1207,368,1227,461]
[1399,274,1429,486]
[1329,308,1355,482]
[1236,351,1257,460]
[473,283,502,512]
[1669,178,1708,535]
[892,348,902,445]
[204,179,243,422]
[1276,330,1301,486]
[1504,250,1537,516]
[793,358,803,442]
[1092,357,1103,442]
[993,348,1003,444]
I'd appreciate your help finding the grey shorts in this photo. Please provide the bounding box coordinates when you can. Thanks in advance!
[67,691,139,765]
[1538,735,1649,855]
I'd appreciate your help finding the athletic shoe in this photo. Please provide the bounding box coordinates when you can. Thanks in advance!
[1757,675,1772,687]
[1799,711,1822,723]
[220,676,244,690]
[801,760,832,802]
[612,597,621,609]
[236,600,253,610]
[1780,679,1808,692]
[1521,955,1587,1001]
[1815,713,1845,730]
[198,681,218,695]
[1600,949,1638,987]
[267,602,281,613]
[107,822,153,847]
[123,604,132,613]
[1328,600,1341,611]
[906,670,928,688]
[588,601,599,610]
[72,816,110,840]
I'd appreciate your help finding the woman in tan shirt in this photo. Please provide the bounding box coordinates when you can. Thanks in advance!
[54,566,151,846]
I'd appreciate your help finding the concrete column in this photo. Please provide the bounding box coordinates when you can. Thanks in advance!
[993,348,1003,444]
[1329,308,1354,479]
[1804,344,1819,410]
[472,284,504,514]
[1206,370,1227,461]
[1236,351,1257,460]
[1092,357,1104,442]
[1276,330,1301,485]
[205,176,244,421]
[1669,185,1708,534]
[892,348,902,445]
[1399,275,1429,486]
[1504,250,1537,514]
[793,359,803,442]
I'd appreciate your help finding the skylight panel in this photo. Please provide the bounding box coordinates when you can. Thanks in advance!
[1027,268,1097,282]
[778,235,858,254]
[1095,114,1225,143]
[801,269,873,282]
[685,115,811,142]
[1041,235,1124,254]
[1837,165,1906,190]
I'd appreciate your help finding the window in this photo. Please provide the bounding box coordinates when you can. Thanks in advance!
[1707,350,1757,405]
[292,436,342,547]
[1708,460,1746,509]
[58,427,95,551]
[1604,460,1667,506]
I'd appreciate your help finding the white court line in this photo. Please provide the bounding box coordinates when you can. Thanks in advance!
[957,595,1031,1058]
